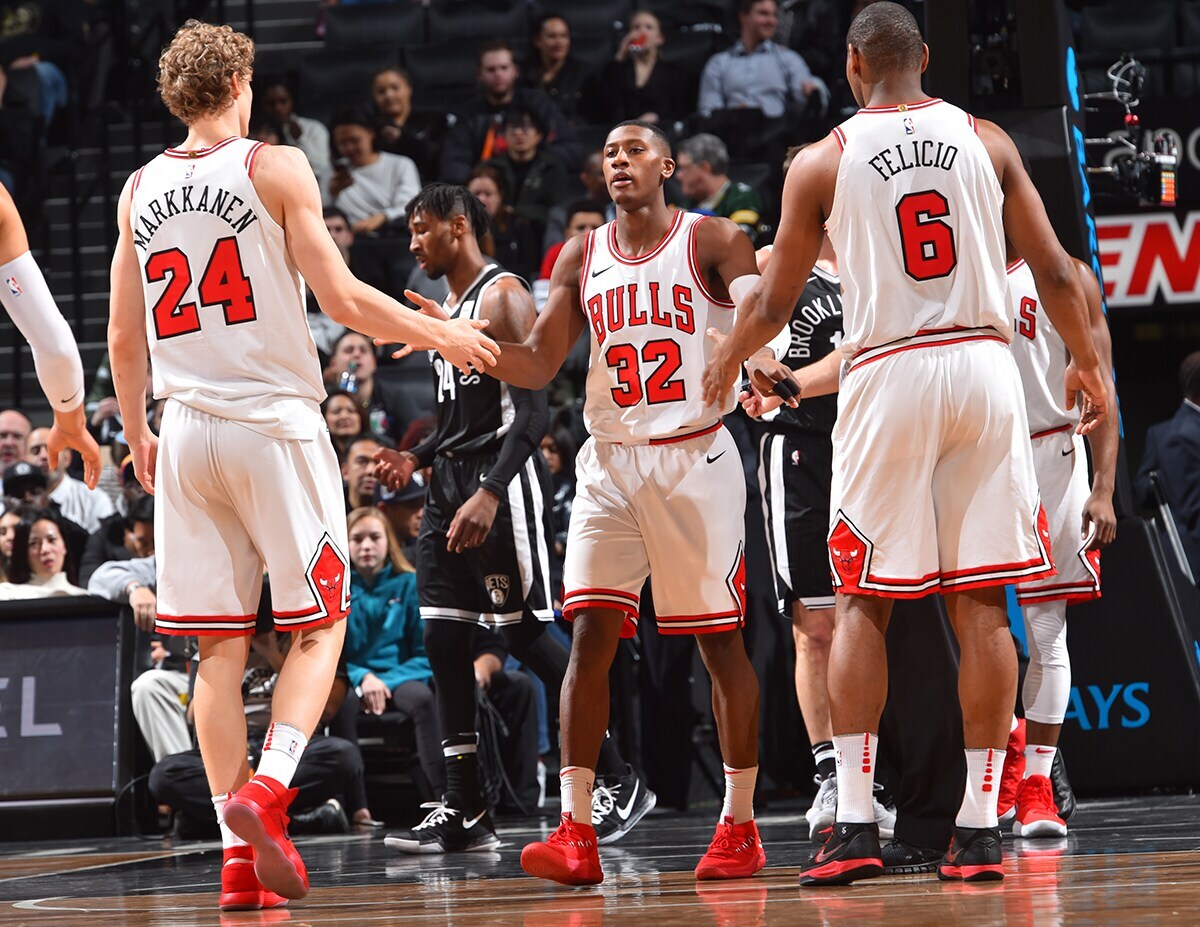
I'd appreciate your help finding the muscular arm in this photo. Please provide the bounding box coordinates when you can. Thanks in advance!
[485,234,587,390]
[1076,260,1120,546]
[253,146,497,371]
[701,138,839,404]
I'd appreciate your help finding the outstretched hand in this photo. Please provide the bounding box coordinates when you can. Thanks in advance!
[377,289,500,375]
[1064,362,1108,436]
[49,405,101,489]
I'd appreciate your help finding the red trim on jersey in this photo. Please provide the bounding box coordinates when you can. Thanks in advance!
[643,421,722,446]
[245,140,265,177]
[273,610,347,631]
[857,97,944,114]
[154,613,257,637]
[831,126,847,150]
[608,208,683,265]
[967,113,978,134]
[848,331,1008,373]
[656,609,744,635]
[687,216,736,309]
[562,597,640,639]
[131,167,146,193]
[564,586,639,604]
[579,228,596,307]
[940,554,1054,582]
[163,136,241,159]
[1030,423,1074,440]
[1006,258,1027,274]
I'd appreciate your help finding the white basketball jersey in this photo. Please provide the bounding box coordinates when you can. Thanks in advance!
[129,136,325,439]
[580,210,736,443]
[825,98,1012,357]
[1007,258,1074,435]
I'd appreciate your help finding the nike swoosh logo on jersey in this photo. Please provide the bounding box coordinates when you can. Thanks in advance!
[463,810,487,830]
[706,451,726,464]
[1061,446,1075,457]
[590,264,615,278]
[616,782,639,820]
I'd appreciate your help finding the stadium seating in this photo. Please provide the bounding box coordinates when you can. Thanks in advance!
[297,48,399,125]
[323,3,428,50]
[427,1,531,44]
[544,0,632,36]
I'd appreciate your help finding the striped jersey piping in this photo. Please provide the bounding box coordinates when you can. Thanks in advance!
[847,326,1008,373]
[163,136,241,160]
[856,97,944,114]
[607,209,684,265]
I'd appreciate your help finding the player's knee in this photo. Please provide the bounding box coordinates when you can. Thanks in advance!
[793,607,835,650]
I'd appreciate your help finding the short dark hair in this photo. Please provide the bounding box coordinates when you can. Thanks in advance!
[256,74,293,97]
[477,38,514,65]
[846,1,924,75]
[502,104,545,135]
[1181,351,1200,402]
[331,329,372,357]
[323,206,350,224]
[565,199,607,225]
[738,0,775,15]
[532,11,569,37]
[125,494,154,527]
[329,106,375,132]
[372,65,411,86]
[408,182,491,243]
[609,119,673,157]
[343,432,390,464]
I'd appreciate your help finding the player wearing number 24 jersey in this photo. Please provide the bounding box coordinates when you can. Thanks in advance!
[106,20,498,909]
[705,2,1110,887]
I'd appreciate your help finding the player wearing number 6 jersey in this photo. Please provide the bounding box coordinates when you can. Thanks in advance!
[704,2,1110,887]
[472,120,765,886]
[107,21,498,911]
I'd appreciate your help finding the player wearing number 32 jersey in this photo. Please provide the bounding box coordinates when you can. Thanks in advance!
[705,2,1110,889]
[107,20,497,912]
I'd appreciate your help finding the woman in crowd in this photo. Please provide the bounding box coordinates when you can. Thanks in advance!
[324,330,421,442]
[341,507,444,794]
[257,76,331,177]
[602,9,691,126]
[325,108,421,235]
[467,164,539,280]
[539,425,577,602]
[322,389,365,461]
[0,506,22,582]
[522,12,601,124]
[370,67,440,182]
[0,508,87,599]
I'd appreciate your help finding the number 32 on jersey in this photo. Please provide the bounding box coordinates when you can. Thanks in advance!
[145,236,256,339]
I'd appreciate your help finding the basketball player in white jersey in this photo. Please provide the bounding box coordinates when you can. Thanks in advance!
[0,186,101,488]
[998,252,1118,838]
[107,21,497,911]
[704,3,1109,885]
[462,120,765,885]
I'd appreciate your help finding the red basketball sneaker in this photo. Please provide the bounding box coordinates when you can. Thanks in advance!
[520,813,603,886]
[997,719,1026,822]
[1012,775,1068,838]
[218,847,289,911]
[695,816,766,880]
[224,776,309,900]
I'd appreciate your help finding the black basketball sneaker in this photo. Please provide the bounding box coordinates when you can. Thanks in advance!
[385,802,501,854]
[938,826,1004,881]
[591,765,656,845]
[882,837,943,874]
[798,821,884,886]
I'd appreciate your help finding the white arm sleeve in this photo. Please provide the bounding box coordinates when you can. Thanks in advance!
[0,250,85,410]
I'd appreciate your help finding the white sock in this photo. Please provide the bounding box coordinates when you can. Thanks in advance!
[833,732,877,824]
[212,792,248,849]
[560,766,594,826]
[1011,715,1021,734]
[1025,743,1057,780]
[256,722,308,788]
[721,765,757,825]
[957,747,1003,828]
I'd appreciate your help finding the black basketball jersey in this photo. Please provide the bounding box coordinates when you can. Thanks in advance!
[431,263,531,457]
[767,263,843,437]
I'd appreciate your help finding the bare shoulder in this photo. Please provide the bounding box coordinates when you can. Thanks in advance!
[973,118,1018,183]
[250,144,316,225]
[695,213,744,249]
[550,233,586,287]
[480,275,537,340]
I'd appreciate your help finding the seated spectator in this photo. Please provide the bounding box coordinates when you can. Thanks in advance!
[539,425,577,602]
[602,9,692,127]
[150,630,373,836]
[438,39,580,185]
[249,117,283,146]
[325,330,421,440]
[698,0,820,120]
[324,108,421,235]
[342,507,443,792]
[482,106,568,281]
[259,75,332,177]
[87,553,192,762]
[467,164,532,280]
[0,507,87,599]
[376,472,426,569]
[79,492,153,586]
[1,460,88,559]
[534,199,606,309]
[25,425,114,533]
[0,0,91,133]
[342,433,386,512]
[323,389,365,461]
[0,503,23,581]
[522,12,602,125]
[542,152,614,252]
[0,408,30,491]
[675,133,766,241]
[371,67,440,183]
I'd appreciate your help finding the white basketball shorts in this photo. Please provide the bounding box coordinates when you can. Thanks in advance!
[828,329,1055,598]
[1014,426,1101,605]
[562,423,747,637]
[154,400,351,636]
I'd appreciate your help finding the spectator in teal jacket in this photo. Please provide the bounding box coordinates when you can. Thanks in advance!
[344,507,443,791]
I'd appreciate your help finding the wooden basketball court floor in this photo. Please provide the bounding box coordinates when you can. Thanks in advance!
[3,794,1199,926]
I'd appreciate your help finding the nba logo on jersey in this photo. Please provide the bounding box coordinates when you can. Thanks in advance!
[903,117,915,135]
[183,162,196,180]
[5,276,21,297]
[484,574,510,608]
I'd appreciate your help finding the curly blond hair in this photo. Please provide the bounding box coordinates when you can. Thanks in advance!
[157,20,255,124]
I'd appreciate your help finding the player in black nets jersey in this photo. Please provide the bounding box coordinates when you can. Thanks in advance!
[376,184,652,854]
